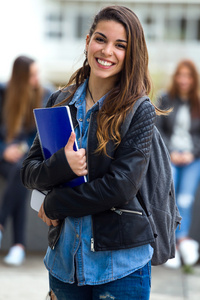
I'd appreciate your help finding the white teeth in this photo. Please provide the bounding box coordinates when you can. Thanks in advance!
[97,59,112,66]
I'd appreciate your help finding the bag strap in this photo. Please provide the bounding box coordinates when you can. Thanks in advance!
[121,96,150,139]
[120,96,151,215]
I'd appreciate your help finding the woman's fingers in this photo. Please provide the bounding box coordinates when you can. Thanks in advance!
[38,202,59,227]
[65,146,88,176]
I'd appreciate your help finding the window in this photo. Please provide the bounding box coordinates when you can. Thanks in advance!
[76,15,91,39]
[197,19,200,41]
[180,17,187,40]
[45,12,64,39]
[143,16,156,41]
[164,18,184,40]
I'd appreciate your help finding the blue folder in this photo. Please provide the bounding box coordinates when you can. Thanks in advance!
[34,106,87,188]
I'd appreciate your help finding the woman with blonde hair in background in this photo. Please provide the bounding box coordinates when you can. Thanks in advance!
[0,55,52,265]
[157,59,200,268]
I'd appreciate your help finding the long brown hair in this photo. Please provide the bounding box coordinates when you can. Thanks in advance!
[168,59,200,118]
[3,56,42,142]
[59,6,165,154]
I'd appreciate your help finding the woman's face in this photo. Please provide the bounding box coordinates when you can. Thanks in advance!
[29,62,39,88]
[175,66,194,96]
[86,20,127,84]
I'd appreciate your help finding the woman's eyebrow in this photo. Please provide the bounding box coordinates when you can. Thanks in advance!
[94,32,127,43]
[117,39,127,43]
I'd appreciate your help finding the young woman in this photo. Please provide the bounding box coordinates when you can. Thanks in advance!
[157,59,200,269]
[0,55,52,265]
[21,6,164,300]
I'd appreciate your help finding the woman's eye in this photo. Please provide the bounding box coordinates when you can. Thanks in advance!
[95,37,105,43]
[116,44,126,49]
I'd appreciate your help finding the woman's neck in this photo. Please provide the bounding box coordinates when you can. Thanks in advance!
[87,77,115,103]
[179,92,189,101]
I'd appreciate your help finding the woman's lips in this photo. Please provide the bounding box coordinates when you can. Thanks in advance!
[96,58,115,67]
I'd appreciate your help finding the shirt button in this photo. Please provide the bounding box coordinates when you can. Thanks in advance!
[87,118,90,122]
[76,234,79,238]
[79,118,83,122]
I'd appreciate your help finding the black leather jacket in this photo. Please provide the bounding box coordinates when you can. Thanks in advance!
[21,89,156,251]
[156,93,200,158]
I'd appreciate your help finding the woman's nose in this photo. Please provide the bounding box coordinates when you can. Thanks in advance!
[101,44,113,56]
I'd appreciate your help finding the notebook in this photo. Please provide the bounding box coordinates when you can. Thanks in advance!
[31,105,87,211]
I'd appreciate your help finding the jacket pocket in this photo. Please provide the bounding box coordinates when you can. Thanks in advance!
[118,208,155,246]
[111,207,142,216]
[92,207,155,251]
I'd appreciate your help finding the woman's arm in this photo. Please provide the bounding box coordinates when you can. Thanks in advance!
[156,93,174,152]
[21,90,81,190]
[21,133,79,190]
[43,101,156,220]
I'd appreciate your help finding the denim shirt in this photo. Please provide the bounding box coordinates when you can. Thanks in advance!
[44,79,153,285]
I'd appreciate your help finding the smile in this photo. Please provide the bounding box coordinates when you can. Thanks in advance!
[97,58,114,67]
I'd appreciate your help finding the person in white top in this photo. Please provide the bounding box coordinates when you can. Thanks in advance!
[157,59,200,268]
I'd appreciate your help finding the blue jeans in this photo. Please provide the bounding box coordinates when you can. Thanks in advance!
[172,159,200,240]
[49,262,151,300]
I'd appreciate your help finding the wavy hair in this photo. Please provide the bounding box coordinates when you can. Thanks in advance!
[168,59,200,118]
[59,6,165,154]
[3,55,42,142]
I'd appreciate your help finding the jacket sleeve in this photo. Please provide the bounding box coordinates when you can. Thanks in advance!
[156,93,174,153]
[43,101,156,220]
[21,90,78,190]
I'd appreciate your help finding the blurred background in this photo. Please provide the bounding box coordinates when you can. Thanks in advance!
[1,0,200,92]
[1,1,200,299]
[1,0,200,267]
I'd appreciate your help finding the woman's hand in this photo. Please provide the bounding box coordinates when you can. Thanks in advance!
[38,202,59,227]
[3,144,24,163]
[180,152,194,165]
[64,132,88,177]
[170,151,182,165]
[171,151,194,165]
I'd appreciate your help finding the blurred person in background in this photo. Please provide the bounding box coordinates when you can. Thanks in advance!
[0,55,53,266]
[156,59,200,269]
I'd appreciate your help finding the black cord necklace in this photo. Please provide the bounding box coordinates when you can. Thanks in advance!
[87,84,95,104]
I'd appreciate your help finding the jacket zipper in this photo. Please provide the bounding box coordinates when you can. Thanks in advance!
[87,112,95,252]
[91,238,95,252]
[111,207,143,216]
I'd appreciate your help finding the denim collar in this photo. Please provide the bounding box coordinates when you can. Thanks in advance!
[69,78,107,109]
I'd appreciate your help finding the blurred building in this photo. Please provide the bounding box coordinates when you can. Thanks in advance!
[1,0,200,252]
[1,0,200,85]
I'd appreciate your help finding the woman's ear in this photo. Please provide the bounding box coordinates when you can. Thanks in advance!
[85,34,90,52]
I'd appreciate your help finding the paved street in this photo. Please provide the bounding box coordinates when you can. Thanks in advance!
[151,263,200,300]
[0,253,49,300]
[0,252,200,300]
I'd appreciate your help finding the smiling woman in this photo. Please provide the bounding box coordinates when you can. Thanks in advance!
[85,20,127,87]
[21,5,164,300]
